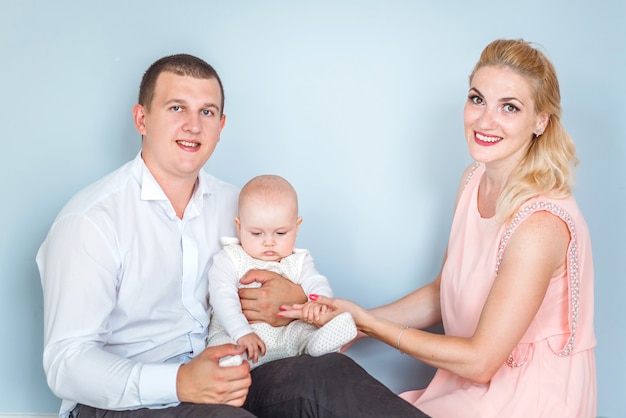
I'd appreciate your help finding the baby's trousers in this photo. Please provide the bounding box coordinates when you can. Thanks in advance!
[74,353,429,418]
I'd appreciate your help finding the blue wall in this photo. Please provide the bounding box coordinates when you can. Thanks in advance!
[1,1,623,416]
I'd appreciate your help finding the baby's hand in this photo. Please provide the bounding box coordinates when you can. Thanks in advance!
[237,333,266,363]
[301,301,329,324]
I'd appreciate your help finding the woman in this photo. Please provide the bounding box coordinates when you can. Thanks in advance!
[281,39,596,417]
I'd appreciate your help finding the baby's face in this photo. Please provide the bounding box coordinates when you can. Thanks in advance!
[236,197,301,262]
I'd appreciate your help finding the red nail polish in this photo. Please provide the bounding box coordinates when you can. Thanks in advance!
[309,294,318,301]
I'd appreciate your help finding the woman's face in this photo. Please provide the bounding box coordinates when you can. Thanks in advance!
[463,65,547,170]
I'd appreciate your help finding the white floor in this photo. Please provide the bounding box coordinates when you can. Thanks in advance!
[0,415,57,417]
[1,414,612,418]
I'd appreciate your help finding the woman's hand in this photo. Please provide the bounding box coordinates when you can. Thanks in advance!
[300,300,330,323]
[279,295,369,327]
[279,295,370,352]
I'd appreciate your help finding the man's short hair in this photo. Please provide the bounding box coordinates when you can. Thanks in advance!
[138,53,225,114]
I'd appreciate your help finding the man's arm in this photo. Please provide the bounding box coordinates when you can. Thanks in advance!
[38,214,182,408]
[239,270,306,327]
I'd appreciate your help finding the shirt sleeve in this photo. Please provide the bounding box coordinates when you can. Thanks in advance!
[298,251,334,298]
[37,213,180,409]
[208,249,255,342]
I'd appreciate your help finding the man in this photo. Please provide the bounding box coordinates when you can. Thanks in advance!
[37,54,428,418]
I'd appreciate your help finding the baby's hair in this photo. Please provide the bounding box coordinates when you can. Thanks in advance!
[239,175,299,212]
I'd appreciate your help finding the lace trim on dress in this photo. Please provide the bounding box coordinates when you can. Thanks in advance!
[463,162,482,189]
[496,201,579,367]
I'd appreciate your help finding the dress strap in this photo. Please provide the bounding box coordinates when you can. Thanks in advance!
[463,162,482,189]
[496,201,579,365]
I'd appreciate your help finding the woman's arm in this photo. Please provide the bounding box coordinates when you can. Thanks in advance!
[358,210,570,383]
[291,209,569,384]
[367,163,474,330]
[370,269,443,330]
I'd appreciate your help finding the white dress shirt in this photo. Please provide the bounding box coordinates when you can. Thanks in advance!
[36,152,238,416]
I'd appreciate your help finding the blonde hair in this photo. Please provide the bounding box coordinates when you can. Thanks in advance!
[470,39,578,222]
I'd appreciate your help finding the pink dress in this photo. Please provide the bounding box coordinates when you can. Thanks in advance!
[401,163,596,417]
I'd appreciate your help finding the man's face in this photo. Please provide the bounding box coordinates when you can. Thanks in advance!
[133,72,226,184]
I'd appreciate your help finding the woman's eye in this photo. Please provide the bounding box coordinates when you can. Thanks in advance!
[469,95,483,105]
[171,105,182,112]
[503,103,519,113]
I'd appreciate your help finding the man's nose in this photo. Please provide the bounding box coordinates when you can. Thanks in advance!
[183,112,201,134]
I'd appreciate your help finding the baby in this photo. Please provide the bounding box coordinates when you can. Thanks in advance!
[207,175,356,367]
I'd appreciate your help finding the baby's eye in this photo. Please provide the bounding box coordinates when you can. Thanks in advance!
[502,103,519,113]
[276,231,286,235]
[251,232,262,236]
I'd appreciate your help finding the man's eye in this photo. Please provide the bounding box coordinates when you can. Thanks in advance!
[202,109,214,116]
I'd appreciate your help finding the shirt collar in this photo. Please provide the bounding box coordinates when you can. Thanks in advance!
[131,152,167,201]
[132,151,210,203]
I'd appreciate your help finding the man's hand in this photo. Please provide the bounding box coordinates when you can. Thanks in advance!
[176,344,251,406]
[239,269,306,327]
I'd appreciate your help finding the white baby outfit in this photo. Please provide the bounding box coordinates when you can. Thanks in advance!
[207,237,357,368]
